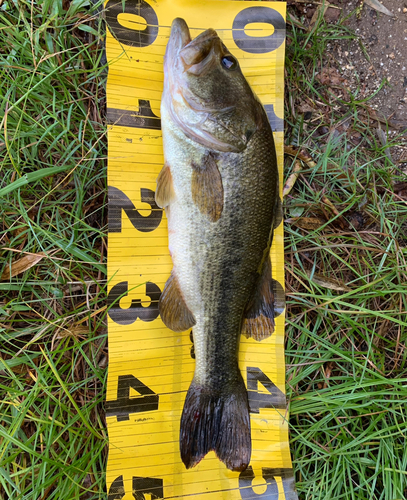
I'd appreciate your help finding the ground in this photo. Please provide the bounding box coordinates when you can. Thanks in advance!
[294,0,407,128]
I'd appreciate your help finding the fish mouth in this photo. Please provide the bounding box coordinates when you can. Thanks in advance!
[164,18,191,73]
[169,18,192,51]
[183,27,218,49]
[166,19,220,70]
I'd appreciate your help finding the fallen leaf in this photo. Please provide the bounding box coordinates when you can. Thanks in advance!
[309,2,329,31]
[289,206,305,218]
[283,160,302,197]
[305,270,351,292]
[316,67,346,87]
[55,326,89,339]
[284,145,317,168]
[364,0,395,17]
[286,11,307,30]
[321,195,347,230]
[324,6,341,23]
[1,252,45,280]
[287,217,325,230]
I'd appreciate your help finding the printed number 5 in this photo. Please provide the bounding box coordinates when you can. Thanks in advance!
[239,468,298,500]
[108,475,164,500]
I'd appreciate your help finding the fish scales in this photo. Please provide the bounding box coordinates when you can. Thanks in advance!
[156,18,279,472]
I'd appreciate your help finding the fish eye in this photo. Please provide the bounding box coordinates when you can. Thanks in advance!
[221,55,238,71]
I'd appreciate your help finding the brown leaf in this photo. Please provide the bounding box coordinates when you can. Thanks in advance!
[287,217,325,230]
[324,6,341,23]
[284,145,317,168]
[306,270,350,292]
[316,67,346,87]
[309,3,329,31]
[283,160,303,198]
[1,252,45,280]
[56,326,89,339]
[321,195,347,230]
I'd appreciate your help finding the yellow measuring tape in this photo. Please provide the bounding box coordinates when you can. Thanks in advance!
[105,1,296,498]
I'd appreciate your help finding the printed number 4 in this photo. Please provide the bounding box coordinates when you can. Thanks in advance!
[105,375,159,422]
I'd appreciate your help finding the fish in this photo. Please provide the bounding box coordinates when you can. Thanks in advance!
[155,18,279,472]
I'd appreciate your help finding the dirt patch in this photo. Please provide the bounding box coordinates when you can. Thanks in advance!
[338,0,407,129]
[290,0,407,134]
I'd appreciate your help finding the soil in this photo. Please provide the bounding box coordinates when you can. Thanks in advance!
[338,0,407,129]
[291,0,407,134]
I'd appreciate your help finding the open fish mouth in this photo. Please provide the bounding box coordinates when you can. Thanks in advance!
[166,19,221,69]
[183,26,218,49]
[170,18,218,50]
[169,18,191,50]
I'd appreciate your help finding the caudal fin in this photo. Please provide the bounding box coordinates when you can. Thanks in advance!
[180,378,251,471]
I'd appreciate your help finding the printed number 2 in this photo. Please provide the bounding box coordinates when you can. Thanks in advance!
[108,187,162,233]
[108,475,164,500]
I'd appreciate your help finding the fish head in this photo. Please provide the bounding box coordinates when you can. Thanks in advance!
[163,18,263,153]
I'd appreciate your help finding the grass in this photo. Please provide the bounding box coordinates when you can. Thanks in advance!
[0,1,407,499]
[0,1,107,498]
[285,7,407,499]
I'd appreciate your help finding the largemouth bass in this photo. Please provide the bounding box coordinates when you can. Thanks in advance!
[156,18,279,472]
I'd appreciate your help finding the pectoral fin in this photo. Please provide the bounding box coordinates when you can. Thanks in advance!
[242,256,275,341]
[159,271,196,332]
[191,153,223,222]
[155,163,175,208]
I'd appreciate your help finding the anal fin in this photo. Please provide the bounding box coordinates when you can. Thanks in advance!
[191,153,223,223]
[159,271,196,332]
[242,256,275,341]
[155,163,175,208]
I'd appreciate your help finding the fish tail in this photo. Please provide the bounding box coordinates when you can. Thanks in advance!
[180,377,251,471]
